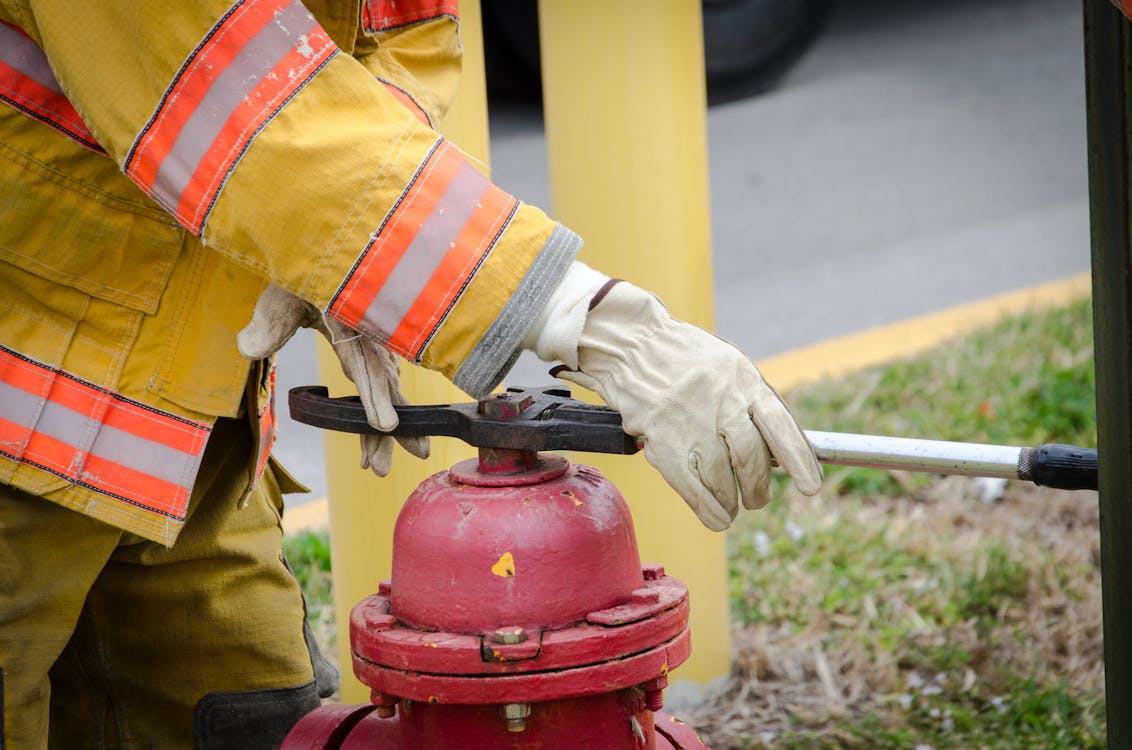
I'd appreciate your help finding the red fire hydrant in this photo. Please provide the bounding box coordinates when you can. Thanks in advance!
[282,388,711,749]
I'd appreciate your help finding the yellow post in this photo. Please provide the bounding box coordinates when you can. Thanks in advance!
[320,0,490,703]
[536,0,730,686]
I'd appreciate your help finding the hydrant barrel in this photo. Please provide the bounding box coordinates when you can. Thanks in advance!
[284,451,708,749]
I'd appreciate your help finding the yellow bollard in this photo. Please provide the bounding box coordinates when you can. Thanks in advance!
[319,0,490,703]
[537,0,731,686]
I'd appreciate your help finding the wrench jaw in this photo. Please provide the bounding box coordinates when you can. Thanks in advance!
[287,385,640,455]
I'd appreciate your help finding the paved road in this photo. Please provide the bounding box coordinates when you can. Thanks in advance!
[276,0,1091,502]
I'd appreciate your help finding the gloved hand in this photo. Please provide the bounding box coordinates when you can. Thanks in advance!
[237,284,429,476]
[524,264,822,530]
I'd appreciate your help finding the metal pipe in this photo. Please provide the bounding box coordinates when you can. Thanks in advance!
[804,431,1023,479]
[802,432,1097,491]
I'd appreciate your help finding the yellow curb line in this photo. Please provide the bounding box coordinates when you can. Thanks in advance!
[757,273,1092,393]
[283,273,1092,538]
[282,496,330,536]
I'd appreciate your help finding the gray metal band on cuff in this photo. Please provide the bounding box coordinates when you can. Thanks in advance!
[453,223,582,398]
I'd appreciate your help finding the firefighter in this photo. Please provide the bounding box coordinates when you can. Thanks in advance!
[0,2,821,747]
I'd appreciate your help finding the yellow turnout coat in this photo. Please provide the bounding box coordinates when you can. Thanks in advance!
[0,0,579,545]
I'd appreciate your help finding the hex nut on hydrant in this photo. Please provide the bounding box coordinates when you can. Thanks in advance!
[371,691,400,719]
[492,626,527,644]
[502,702,531,733]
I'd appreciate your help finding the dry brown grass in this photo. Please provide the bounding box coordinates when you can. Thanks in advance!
[684,480,1103,748]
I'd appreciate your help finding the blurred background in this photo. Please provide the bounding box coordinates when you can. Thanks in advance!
[276,0,1090,504]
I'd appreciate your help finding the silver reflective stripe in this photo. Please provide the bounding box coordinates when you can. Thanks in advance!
[0,379,44,441]
[0,380,196,489]
[454,223,582,398]
[359,160,490,340]
[149,1,319,212]
[90,418,198,489]
[0,23,62,92]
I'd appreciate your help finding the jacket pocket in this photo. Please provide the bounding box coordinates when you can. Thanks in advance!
[0,261,87,494]
[0,127,184,315]
[144,241,261,420]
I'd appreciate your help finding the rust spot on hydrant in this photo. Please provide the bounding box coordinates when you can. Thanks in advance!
[491,551,515,577]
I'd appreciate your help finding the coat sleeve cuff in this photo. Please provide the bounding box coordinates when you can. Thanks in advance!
[451,223,582,398]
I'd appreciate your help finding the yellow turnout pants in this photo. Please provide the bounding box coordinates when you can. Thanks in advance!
[0,415,330,749]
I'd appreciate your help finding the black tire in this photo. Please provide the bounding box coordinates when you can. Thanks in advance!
[481,0,832,105]
[480,0,543,103]
[703,0,832,104]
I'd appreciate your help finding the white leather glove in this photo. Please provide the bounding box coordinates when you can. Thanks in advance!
[237,284,429,477]
[524,264,823,531]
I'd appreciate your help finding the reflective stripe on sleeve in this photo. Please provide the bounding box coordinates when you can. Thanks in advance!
[0,346,211,522]
[362,0,459,32]
[328,139,519,362]
[0,22,105,153]
[124,0,338,234]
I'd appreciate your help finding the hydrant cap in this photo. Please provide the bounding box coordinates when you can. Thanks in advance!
[390,459,645,632]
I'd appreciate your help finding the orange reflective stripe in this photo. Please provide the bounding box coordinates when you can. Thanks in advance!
[0,415,29,456]
[0,346,211,521]
[362,0,459,32]
[18,424,94,482]
[102,391,212,456]
[78,454,192,515]
[0,22,105,153]
[381,81,431,126]
[0,346,50,397]
[253,367,277,484]
[1119,0,1132,20]
[125,0,337,233]
[328,139,519,361]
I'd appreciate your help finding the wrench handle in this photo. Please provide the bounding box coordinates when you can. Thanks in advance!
[804,431,1097,491]
[1021,443,1099,491]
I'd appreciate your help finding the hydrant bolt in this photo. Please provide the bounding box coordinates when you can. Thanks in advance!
[492,626,527,644]
[503,702,531,733]
[363,609,396,632]
[644,675,669,712]
[371,691,400,719]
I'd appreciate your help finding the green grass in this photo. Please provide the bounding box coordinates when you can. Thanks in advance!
[284,528,335,646]
[719,487,1104,749]
[789,681,1106,750]
[284,296,1103,749]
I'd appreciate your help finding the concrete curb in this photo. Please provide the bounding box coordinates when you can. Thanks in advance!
[282,272,1092,539]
